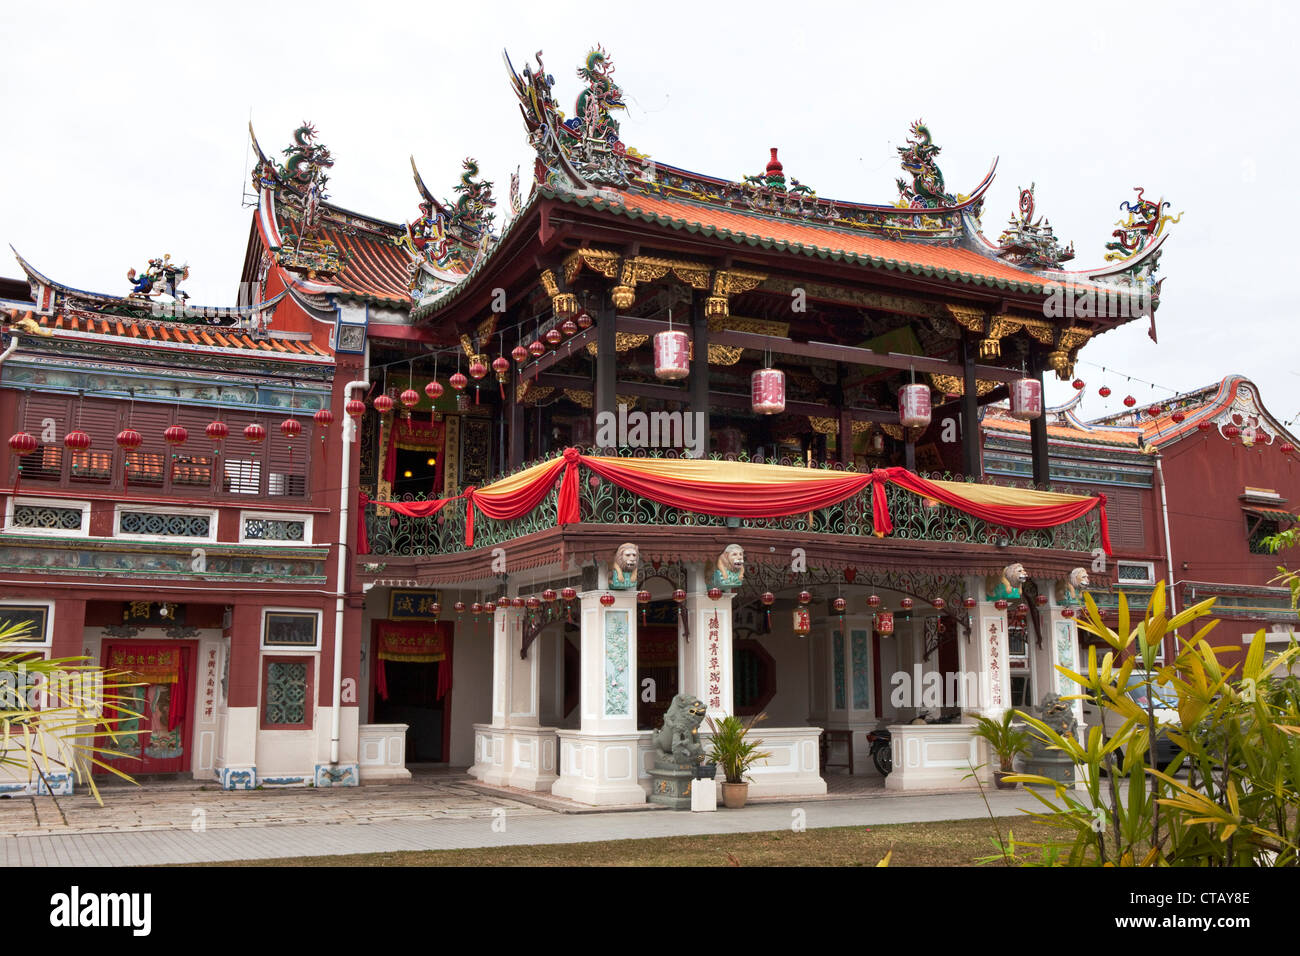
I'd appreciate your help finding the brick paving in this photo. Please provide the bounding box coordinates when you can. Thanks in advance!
[0,767,1078,866]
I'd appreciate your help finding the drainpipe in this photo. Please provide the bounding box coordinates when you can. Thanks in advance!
[1155,454,1178,625]
[331,342,370,766]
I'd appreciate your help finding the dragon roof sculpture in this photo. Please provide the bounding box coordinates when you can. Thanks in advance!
[1104,187,1182,263]
[395,157,497,302]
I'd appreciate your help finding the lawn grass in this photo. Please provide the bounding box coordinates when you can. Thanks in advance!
[193,816,1059,867]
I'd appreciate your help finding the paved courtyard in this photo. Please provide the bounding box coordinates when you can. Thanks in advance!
[0,768,1068,866]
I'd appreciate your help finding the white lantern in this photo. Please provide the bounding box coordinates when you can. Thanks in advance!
[653,330,691,381]
[898,383,932,428]
[751,368,786,415]
[1008,378,1043,420]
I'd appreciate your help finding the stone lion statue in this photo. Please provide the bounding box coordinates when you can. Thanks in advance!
[1029,692,1079,759]
[650,694,707,765]
[986,562,1029,601]
[1054,567,1090,606]
[609,542,639,589]
[711,543,745,589]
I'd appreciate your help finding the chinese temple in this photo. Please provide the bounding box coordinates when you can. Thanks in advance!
[2,44,1184,799]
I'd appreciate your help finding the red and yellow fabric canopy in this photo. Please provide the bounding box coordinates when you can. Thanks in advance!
[359,447,1110,554]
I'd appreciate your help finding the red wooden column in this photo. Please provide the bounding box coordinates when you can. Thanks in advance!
[227,603,262,709]
[50,598,86,660]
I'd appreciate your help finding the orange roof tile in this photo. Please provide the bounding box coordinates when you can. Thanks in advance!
[565,190,1109,294]
[6,308,331,363]
[982,415,1143,447]
[320,227,412,306]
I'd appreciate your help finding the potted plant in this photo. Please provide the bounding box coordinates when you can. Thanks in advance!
[706,712,772,808]
[969,710,1032,789]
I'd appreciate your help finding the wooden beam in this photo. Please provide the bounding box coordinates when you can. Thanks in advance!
[615,316,1022,383]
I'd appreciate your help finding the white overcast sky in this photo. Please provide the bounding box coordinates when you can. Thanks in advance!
[3,1,1297,422]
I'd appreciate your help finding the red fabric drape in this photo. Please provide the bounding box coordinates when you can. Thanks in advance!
[168,648,187,732]
[373,622,452,702]
[355,449,1111,555]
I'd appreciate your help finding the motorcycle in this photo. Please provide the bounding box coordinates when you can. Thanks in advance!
[866,728,892,776]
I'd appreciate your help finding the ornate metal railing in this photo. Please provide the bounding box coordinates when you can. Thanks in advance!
[360,450,1102,558]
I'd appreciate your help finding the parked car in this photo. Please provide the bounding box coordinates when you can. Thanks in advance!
[1080,671,1179,770]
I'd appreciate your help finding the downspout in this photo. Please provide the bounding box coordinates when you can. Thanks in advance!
[332,340,370,766]
[1155,454,1178,659]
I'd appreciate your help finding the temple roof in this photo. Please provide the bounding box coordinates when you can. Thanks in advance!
[981,409,1145,449]
[1,304,331,360]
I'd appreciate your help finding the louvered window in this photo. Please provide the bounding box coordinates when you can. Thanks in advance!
[1104,487,1146,551]
[223,459,262,495]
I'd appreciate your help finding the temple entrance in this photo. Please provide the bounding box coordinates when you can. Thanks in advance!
[370,621,452,763]
[97,641,196,776]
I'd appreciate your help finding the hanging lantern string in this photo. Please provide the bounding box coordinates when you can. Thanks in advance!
[1076,360,1183,399]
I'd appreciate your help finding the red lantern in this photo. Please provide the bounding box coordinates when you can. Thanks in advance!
[707,587,723,601]
[964,597,977,609]
[1008,378,1043,421]
[561,587,577,602]
[560,318,578,337]
[204,421,228,445]
[244,423,266,443]
[420,381,442,403]
[492,356,510,377]
[1036,594,1049,606]
[280,418,302,440]
[449,372,468,392]
[899,597,914,611]
[876,611,895,635]
[751,368,786,415]
[1122,395,1136,408]
[543,588,558,603]
[798,590,812,605]
[115,428,142,451]
[164,425,188,447]
[509,596,523,609]
[471,602,483,616]
[867,594,881,608]
[511,345,529,365]
[345,399,367,419]
[430,603,440,619]
[1197,420,1212,432]
[761,592,775,606]
[832,597,847,613]
[373,394,395,414]
[575,310,593,330]
[545,327,563,347]
[1224,424,1241,438]
[933,598,947,610]
[313,409,334,429]
[1061,607,1075,619]
[8,432,37,454]
[1170,410,1185,424]
[528,340,545,358]
[484,601,497,614]
[600,593,616,607]
[1147,405,1162,418]
[454,601,466,614]
[672,589,686,604]
[1098,386,1112,398]
[994,599,1009,611]
[525,596,541,610]
[400,388,420,409]
[64,430,91,451]
[1016,602,1029,615]
[468,358,488,380]
[898,383,931,428]
[1282,443,1296,455]
[637,589,651,604]
[653,329,691,381]
[1072,379,1085,391]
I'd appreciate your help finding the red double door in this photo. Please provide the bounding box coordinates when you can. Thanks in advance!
[96,641,195,776]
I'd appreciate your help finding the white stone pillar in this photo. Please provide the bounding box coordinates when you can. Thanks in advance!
[968,583,1011,719]
[679,567,734,721]
[550,577,645,805]
[471,603,556,791]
